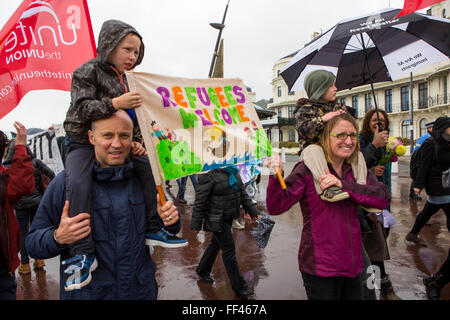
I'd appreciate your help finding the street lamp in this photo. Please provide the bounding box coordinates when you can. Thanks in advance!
[208,1,230,78]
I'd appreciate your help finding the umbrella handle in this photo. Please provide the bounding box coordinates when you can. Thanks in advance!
[157,185,167,206]
[276,169,287,190]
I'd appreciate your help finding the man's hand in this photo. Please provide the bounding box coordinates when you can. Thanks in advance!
[157,194,179,226]
[13,121,27,146]
[112,91,142,110]
[54,201,91,245]
[373,165,385,177]
[414,188,422,196]
[131,141,147,156]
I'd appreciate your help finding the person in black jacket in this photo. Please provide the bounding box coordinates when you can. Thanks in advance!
[3,140,55,274]
[190,136,260,300]
[405,116,450,247]
[405,116,450,300]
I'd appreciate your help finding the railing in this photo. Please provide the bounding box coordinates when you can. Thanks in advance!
[360,94,449,117]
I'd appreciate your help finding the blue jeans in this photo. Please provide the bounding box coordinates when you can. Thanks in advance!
[176,174,198,200]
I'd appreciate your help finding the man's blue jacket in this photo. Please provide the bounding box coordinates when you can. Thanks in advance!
[26,162,180,300]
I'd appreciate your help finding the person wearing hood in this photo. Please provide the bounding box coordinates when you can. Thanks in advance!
[405,116,450,266]
[406,116,450,300]
[3,140,55,275]
[62,20,187,292]
[294,70,369,204]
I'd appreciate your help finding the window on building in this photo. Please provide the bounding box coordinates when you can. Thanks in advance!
[339,97,346,105]
[277,86,282,97]
[279,130,283,142]
[443,76,448,104]
[443,8,446,18]
[288,106,295,118]
[277,70,280,76]
[401,86,409,111]
[266,129,271,142]
[418,82,428,108]
[289,129,296,142]
[419,118,428,136]
[385,89,392,113]
[278,107,282,117]
[352,95,358,118]
[365,93,372,112]
[427,8,432,15]
[401,120,410,138]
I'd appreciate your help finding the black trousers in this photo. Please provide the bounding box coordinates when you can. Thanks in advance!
[411,201,450,235]
[197,222,248,294]
[65,143,161,256]
[15,206,38,264]
[0,263,16,300]
[301,272,362,300]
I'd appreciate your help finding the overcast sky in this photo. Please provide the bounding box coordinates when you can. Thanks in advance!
[0,0,414,132]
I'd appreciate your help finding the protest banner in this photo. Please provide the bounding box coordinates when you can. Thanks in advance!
[0,0,96,119]
[27,129,64,175]
[127,72,272,186]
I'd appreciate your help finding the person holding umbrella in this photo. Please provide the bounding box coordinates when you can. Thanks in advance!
[266,113,390,300]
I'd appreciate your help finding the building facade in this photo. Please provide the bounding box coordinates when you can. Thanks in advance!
[263,1,449,145]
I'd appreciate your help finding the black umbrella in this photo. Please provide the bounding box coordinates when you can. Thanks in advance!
[281,8,449,129]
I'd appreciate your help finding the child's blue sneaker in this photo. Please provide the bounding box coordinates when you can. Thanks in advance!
[145,229,188,248]
[62,254,98,291]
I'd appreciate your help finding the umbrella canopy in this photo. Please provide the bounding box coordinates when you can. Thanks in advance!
[281,8,449,92]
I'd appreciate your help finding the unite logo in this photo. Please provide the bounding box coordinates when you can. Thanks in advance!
[3,0,82,65]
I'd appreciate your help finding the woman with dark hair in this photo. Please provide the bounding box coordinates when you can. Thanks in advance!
[359,108,400,300]
[266,113,390,300]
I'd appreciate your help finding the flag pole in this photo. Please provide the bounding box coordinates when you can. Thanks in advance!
[126,72,167,205]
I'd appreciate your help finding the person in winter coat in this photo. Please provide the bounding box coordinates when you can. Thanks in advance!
[191,133,260,300]
[62,19,187,291]
[0,122,35,300]
[266,113,390,300]
[359,108,401,300]
[27,110,181,300]
[409,121,434,200]
[406,117,450,244]
[408,116,450,300]
[3,141,55,274]
[294,70,368,203]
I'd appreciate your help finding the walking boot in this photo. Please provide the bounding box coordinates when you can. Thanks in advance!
[33,259,46,269]
[423,271,449,300]
[18,263,31,275]
[380,275,401,300]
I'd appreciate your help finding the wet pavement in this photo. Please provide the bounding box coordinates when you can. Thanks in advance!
[15,156,450,300]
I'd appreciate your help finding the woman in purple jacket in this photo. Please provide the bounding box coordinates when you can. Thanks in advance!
[266,113,390,300]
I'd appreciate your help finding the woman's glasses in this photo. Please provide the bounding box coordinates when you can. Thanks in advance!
[330,132,358,140]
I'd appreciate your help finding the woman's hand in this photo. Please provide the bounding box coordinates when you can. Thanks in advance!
[319,169,343,190]
[373,165,385,177]
[265,154,283,174]
[372,128,389,149]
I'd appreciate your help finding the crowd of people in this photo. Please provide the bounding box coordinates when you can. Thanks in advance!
[0,19,449,301]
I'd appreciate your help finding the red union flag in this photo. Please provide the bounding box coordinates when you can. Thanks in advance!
[395,0,445,17]
[0,0,96,119]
